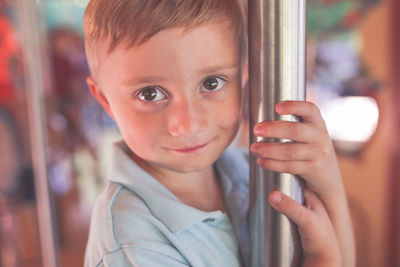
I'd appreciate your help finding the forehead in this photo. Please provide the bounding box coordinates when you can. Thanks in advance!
[95,21,241,86]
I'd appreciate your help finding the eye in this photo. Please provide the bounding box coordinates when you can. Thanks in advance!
[137,87,166,102]
[200,76,226,92]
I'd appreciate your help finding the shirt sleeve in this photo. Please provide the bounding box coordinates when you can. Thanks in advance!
[99,246,191,267]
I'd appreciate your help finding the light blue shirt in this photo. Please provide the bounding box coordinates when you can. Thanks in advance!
[85,142,250,267]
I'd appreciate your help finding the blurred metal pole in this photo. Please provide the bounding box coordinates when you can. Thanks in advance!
[248,0,307,267]
[15,1,59,267]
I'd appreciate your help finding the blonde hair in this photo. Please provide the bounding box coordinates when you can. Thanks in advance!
[83,0,247,76]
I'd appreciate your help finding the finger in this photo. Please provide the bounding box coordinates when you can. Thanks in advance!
[271,190,340,262]
[251,142,317,161]
[275,101,326,126]
[303,188,327,215]
[253,120,322,143]
[257,158,309,176]
[269,191,313,228]
[302,189,333,231]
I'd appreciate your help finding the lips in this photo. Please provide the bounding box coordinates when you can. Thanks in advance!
[168,141,211,154]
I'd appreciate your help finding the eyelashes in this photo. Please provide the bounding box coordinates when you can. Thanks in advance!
[137,86,166,102]
[200,76,226,92]
[135,75,227,103]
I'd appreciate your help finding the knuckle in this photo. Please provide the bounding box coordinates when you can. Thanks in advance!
[320,116,328,128]
[282,197,311,226]
[282,196,296,211]
[285,145,296,160]
[290,123,302,139]
[288,201,298,213]
[282,161,292,174]
[297,209,310,225]
[321,143,331,158]
[310,102,321,115]
[310,159,323,173]
[315,141,332,160]
[260,159,272,170]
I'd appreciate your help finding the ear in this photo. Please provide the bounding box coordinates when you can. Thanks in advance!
[86,76,115,119]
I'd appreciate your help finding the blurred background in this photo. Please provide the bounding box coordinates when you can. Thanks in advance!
[0,0,399,266]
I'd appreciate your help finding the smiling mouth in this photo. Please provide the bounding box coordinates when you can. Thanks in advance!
[169,141,212,154]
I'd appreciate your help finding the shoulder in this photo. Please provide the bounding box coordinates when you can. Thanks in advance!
[84,182,174,266]
[223,145,249,162]
[216,145,249,186]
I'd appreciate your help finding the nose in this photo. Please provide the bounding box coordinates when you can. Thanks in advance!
[167,98,207,139]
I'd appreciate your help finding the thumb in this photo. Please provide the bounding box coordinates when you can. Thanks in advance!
[269,191,313,229]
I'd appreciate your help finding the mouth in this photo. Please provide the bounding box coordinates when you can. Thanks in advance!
[168,140,212,154]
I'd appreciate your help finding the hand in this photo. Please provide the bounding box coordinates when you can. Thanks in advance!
[250,100,343,198]
[269,189,341,267]
[251,101,356,267]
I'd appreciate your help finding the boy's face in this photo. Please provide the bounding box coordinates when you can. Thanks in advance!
[88,21,246,175]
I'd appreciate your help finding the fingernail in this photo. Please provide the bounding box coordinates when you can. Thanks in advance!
[250,144,258,153]
[254,125,262,135]
[275,102,284,114]
[270,192,282,204]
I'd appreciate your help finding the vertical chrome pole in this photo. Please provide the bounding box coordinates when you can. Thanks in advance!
[16,1,59,267]
[248,0,307,267]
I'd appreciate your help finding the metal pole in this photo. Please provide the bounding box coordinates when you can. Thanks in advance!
[15,1,59,267]
[248,0,307,267]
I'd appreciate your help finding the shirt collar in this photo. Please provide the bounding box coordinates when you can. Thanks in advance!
[215,145,250,264]
[108,141,227,233]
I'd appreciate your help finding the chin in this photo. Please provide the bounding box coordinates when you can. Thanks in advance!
[161,156,216,174]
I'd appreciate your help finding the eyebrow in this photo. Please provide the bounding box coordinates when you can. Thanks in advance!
[122,64,239,87]
[198,64,238,75]
[122,76,167,87]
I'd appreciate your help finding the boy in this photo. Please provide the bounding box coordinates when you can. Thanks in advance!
[83,0,355,266]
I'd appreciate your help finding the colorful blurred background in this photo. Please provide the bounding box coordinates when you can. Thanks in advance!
[0,0,399,266]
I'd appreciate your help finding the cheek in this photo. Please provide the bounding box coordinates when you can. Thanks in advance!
[119,117,165,160]
[113,107,165,149]
[213,91,242,129]
[108,94,163,138]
